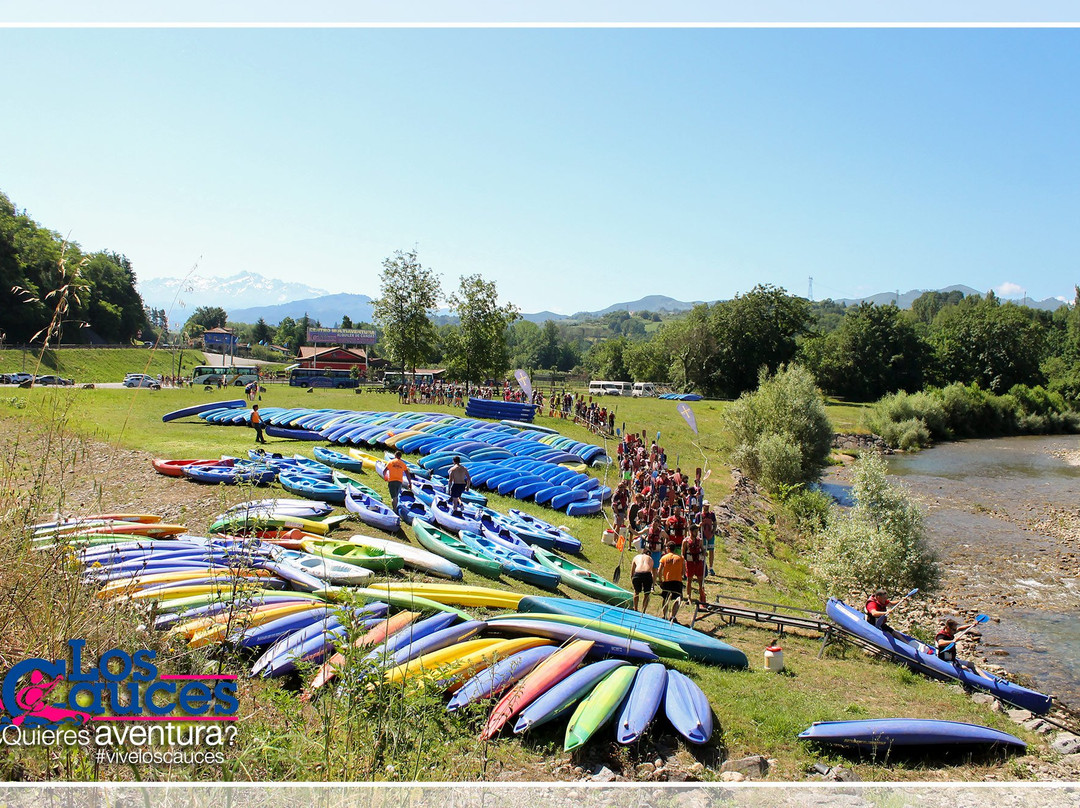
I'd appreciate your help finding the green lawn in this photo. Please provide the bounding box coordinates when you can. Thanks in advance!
[0,346,204,382]
[0,385,1038,782]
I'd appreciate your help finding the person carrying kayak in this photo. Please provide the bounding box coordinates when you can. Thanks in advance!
[383,450,411,510]
[865,589,895,635]
[446,456,472,509]
[250,404,266,444]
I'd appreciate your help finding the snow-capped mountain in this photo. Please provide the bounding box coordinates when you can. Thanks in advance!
[137,271,331,315]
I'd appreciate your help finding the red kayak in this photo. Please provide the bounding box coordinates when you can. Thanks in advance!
[480,639,593,740]
[152,458,231,477]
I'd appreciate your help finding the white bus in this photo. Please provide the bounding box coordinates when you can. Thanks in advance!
[588,380,632,396]
[632,382,658,398]
[191,365,260,386]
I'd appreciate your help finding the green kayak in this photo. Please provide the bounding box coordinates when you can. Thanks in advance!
[411,519,503,579]
[300,538,404,572]
[532,547,633,606]
[331,472,384,502]
[564,665,638,751]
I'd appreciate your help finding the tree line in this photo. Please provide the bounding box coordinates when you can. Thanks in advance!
[0,191,149,345]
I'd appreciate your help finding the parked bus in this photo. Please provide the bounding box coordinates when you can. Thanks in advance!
[632,382,658,398]
[588,380,632,396]
[191,365,260,386]
[288,366,359,389]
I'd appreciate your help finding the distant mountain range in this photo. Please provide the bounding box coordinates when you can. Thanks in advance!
[138,271,330,316]
[137,271,1068,328]
[830,284,1067,312]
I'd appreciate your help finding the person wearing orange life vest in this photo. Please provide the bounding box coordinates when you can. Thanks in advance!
[250,404,266,444]
[383,450,411,510]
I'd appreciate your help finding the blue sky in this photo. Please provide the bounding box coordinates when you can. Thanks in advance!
[1,27,1078,313]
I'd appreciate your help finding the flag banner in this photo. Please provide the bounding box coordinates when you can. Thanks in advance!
[676,402,698,435]
[513,369,533,400]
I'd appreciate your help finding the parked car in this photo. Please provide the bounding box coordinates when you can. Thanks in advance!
[37,375,73,386]
[6,372,34,385]
[124,374,161,389]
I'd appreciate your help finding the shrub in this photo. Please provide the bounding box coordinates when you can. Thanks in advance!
[726,363,834,493]
[811,452,940,597]
[783,487,834,532]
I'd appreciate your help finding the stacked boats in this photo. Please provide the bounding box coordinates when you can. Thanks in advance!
[37,511,743,750]
[161,404,610,516]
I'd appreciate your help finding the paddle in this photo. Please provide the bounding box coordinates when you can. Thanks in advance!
[937,614,990,654]
[885,588,918,616]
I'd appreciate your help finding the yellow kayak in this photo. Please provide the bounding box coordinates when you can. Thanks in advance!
[187,602,327,648]
[360,582,525,610]
[347,449,382,471]
[558,462,588,474]
[383,430,423,449]
[125,580,269,603]
[97,569,272,598]
[172,600,325,639]
[385,637,551,687]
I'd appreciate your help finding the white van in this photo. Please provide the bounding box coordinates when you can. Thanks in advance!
[589,380,631,396]
[632,382,657,398]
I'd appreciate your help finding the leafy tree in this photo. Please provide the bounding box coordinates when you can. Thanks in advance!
[726,363,833,493]
[710,285,812,398]
[253,317,272,344]
[930,294,1046,392]
[624,338,671,383]
[657,304,716,392]
[586,336,631,381]
[185,306,228,333]
[811,452,940,596]
[372,249,442,379]
[445,273,518,388]
[911,289,964,326]
[340,314,354,329]
[810,304,929,399]
[275,316,298,350]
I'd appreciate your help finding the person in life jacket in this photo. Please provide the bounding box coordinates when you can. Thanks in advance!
[681,523,707,604]
[865,589,894,635]
[250,404,266,444]
[934,617,978,667]
[383,450,411,511]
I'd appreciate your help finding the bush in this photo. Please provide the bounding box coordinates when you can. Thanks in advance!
[726,363,834,493]
[784,487,834,532]
[811,452,940,597]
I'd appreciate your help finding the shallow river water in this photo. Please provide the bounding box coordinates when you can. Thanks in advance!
[882,435,1080,707]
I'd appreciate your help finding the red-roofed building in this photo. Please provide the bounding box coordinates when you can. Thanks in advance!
[296,346,368,376]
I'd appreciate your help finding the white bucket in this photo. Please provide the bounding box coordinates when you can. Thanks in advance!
[764,645,784,673]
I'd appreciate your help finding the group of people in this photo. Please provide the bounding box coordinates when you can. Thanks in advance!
[865,589,979,665]
[597,431,718,622]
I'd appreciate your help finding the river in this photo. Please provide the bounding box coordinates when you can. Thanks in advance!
[879,435,1080,708]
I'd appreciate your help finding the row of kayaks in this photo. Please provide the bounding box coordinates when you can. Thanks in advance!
[464,397,537,424]
[42,510,1031,755]
[162,404,611,515]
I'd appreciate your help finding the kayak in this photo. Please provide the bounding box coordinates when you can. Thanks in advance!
[798,719,1026,750]
[458,531,560,590]
[489,613,688,661]
[349,535,463,581]
[513,659,628,734]
[411,520,503,579]
[480,639,594,740]
[484,617,659,662]
[345,487,400,533]
[447,646,558,712]
[826,598,1053,715]
[616,662,667,745]
[518,595,749,669]
[564,664,637,751]
[308,611,421,690]
[272,548,374,586]
[355,582,522,611]
[162,400,246,422]
[531,547,633,605]
[664,669,713,745]
[299,538,404,572]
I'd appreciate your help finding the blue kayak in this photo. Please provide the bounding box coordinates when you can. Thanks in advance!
[513,660,628,734]
[447,645,558,712]
[799,719,1026,749]
[826,598,1053,715]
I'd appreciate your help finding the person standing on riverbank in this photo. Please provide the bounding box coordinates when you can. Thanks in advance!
[250,404,266,444]
[658,541,686,623]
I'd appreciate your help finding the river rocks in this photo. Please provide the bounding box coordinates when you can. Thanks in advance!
[832,433,892,454]
[719,771,744,782]
[720,754,769,779]
[1006,708,1033,723]
[1052,733,1080,755]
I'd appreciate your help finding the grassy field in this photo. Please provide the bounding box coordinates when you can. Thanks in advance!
[0,386,1044,782]
[0,347,205,382]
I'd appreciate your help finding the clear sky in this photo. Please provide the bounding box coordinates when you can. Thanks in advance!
[1,26,1078,313]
